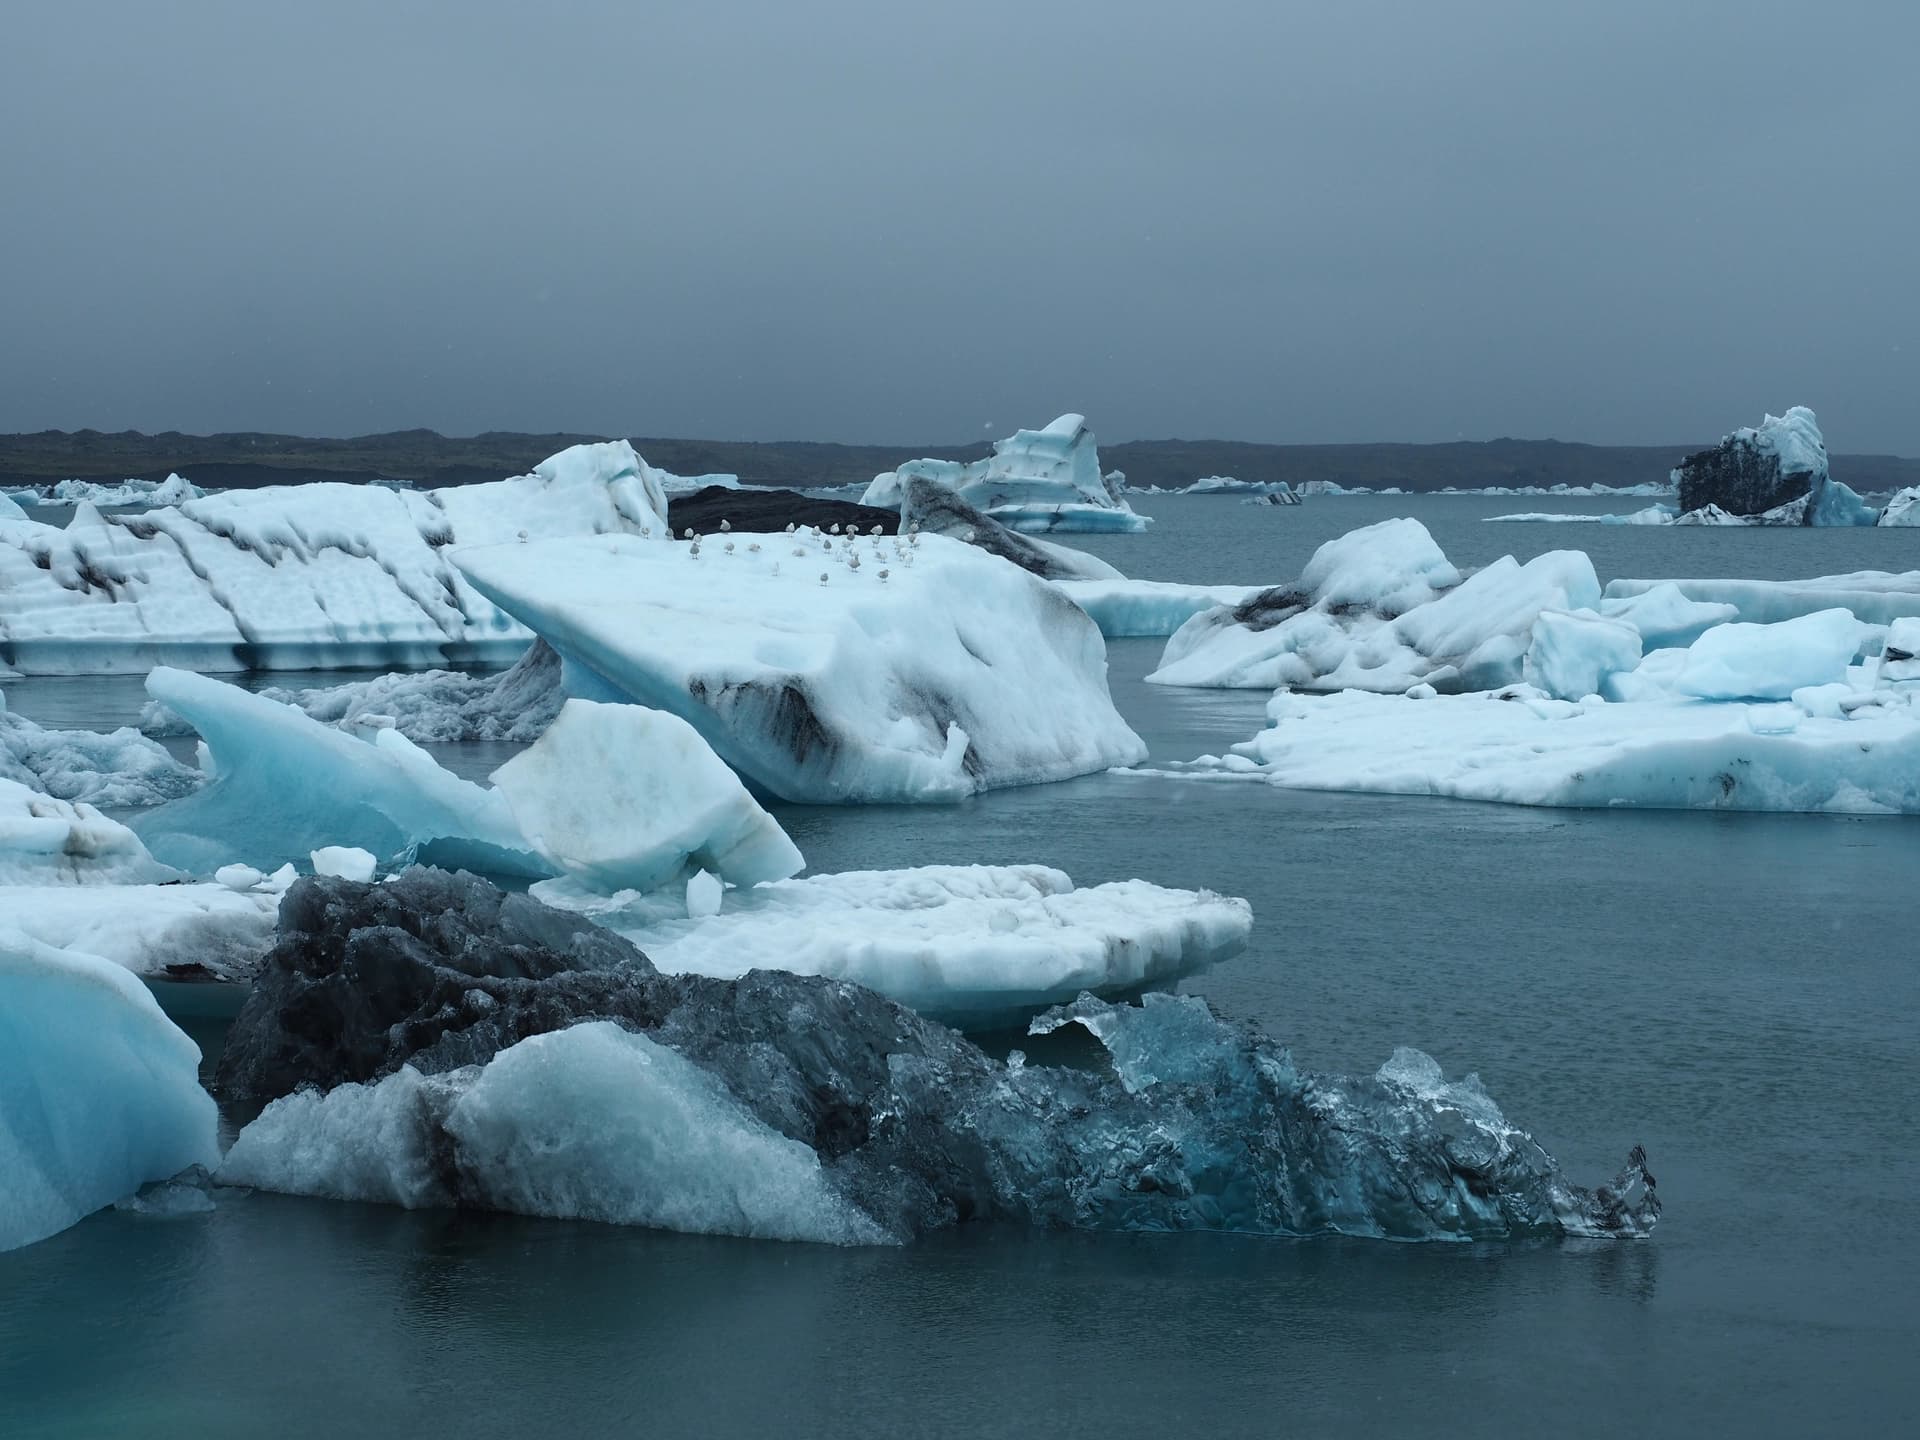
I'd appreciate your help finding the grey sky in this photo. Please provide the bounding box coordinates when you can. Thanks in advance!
[3,0,1915,450]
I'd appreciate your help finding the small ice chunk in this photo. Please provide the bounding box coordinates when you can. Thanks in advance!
[685,868,723,918]
[311,846,377,882]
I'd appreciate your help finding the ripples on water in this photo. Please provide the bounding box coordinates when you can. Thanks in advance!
[3,495,1917,1437]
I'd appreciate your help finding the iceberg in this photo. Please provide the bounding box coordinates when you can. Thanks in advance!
[1878,487,1920,527]
[452,530,1147,803]
[1672,406,1830,517]
[0,933,220,1252]
[1602,572,1920,628]
[17,474,207,508]
[1188,477,1298,500]
[133,667,546,877]
[1160,682,1920,813]
[0,776,177,885]
[1483,505,1676,525]
[0,880,279,981]
[2,690,202,807]
[862,415,1150,533]
[1052,580,1267,638]
[898,477,1121,582]
[1150,518,1598,694]
[0,441,668,675]
[215,870,1658,1244]
[492,699,803,895]
[531,863,1252,1031]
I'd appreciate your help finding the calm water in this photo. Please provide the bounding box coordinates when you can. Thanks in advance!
[3,495,1918,1437]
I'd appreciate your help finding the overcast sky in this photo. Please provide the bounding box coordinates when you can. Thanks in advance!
[3,0,1915,449]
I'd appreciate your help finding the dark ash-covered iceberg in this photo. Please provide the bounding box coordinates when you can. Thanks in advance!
[1670,406,1873,524]
[219,871,1659,1245]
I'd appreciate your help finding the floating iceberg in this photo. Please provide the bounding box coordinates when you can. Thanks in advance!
[1484,505,1675,525]
[1150,518,1598,694]
[133,668,545,877]
[862,415,1150,533]
[898,477,1121,582]
[0,881,280,981]
[1602,572,1920,628]
[1052,580,1267,638]
[493,699,803,895]
[0,933,220,1252]
[0,777,177,885]
[533,863,1252,1031]
[1188,477,1298,501]
[1160,682,1920,813]
[1673,406,1830,517]
[1880,488,1920,527]
[2,691,202,807]
[216,870,1658,1244]
[0,441,668,675]
[453,530,1147,803]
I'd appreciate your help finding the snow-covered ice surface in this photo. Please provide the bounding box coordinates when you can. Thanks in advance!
[532,863,1253,1031]
[2,689,202,806]
[453,530,1146,803]
[1150,518,1598,693]
[862,415,1149,533]
[0,881,280,980]
[1603,572,1920,627]
[1154,682,1920,813]
[493,699,803,895]
[133,667,546,877]
[0,441,668,675]
[213,870,1655,1246]
[1053,580,1266,638]
[0,776,177,885]
[0,933,219,1252]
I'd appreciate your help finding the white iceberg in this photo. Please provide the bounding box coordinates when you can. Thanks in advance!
[862,415,1149,533]
[452,530,1146,803]
[0,777,177,885]
[220,1021,888,1245]
[1150,518,1598,694]
[2,690,202,807]
[133,667,546,877]
[0,933,220,1252]
[1164,683,1920,813]
[0,881,280,980]
[1602,572,1920,628]
[0,441,668,675]
[1879,487,1920,527]
[492,699,803,894]
[533,864,1253,1031]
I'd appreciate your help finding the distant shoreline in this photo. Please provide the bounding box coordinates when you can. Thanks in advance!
[5,428,1918,496]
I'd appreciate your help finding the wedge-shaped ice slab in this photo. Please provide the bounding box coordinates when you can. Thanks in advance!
[862,414,1149,533]
[0,441,668,675]
[0,933,219,1252]
[134,668,545,877]
[215,871,1656,1244]
[493,700,803,894]
[0,776,177,885]
[453,531,1147,803]
[533,863,1253,1031]
[1151,518,1598,694]
[1164,684,1920,813]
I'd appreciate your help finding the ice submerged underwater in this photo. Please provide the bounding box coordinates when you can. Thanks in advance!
[0,422,1700,1256]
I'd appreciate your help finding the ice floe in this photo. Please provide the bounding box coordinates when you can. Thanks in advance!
[532,863,1252,1031]
[0,932,219,1251]
[0,777,178,885]
[1150,518,1597,693]
[0,441,668,675]
[453,529,1146,803]
[862,415,1149,533]
[3,689,202,806]
[214,870,1657,1244]
[1602,572,1920,628]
